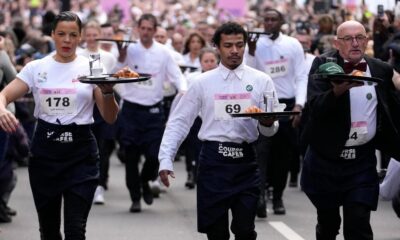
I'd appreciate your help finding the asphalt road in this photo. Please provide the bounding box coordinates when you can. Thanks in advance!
[1,154,399,240]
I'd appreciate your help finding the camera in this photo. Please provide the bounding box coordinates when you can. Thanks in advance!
[295,21,310,34]
[377,4,384,18]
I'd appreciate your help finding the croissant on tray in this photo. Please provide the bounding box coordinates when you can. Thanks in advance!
[114,67,139,78]
[351,70,364,77]
[244,106,264,113]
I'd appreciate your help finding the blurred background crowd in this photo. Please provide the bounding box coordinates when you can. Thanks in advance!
[1,0,399,69]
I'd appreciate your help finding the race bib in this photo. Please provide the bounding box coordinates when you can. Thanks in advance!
[133,78,155,90]
[214,93,251,120]
[39,88,77,115]
[266,59,289,78]
[345,121,368,146]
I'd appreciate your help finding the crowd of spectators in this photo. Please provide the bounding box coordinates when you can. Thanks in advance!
[0,0,398,67]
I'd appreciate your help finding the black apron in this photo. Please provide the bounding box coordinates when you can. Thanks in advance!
[29,119,99,209]
[196,141,260,233]
[301,142,379,210]
[119,100,165,147]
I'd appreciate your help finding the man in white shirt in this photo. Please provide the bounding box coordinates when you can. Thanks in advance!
[154,26,185,118]
[171,32,184,54]
[99,23,119,59]
[115,14,185,213]
[155,27,185,65]
[246,8,308,216]
[159,22,279,240]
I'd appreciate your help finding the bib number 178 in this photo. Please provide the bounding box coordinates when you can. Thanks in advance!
[45,97,70,107]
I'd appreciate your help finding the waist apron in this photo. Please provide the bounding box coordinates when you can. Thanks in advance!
[301,142,379,210]
[29,119,99,209]
[197,141,260,233]
[120,100,165,146]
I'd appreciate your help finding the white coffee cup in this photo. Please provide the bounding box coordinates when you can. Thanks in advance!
[274,103,287,112]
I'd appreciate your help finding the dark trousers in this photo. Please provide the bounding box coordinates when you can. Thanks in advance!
[184,117,202,175]
[0,130,8,164]
[256,99,299,200]
[289,128,301,181]
[316,203,373,240]
[36,189,93,240]
[269,121,298,198]
[255,135,270,200]
[98,139,115,189]
[205,192,257,240]
[162,94,176,122]
[125,142,160,202]
[0,130,14,206]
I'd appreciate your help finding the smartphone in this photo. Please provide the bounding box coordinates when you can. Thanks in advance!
[378,4,384,18]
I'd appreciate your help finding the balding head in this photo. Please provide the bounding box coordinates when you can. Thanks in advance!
[172,32,184,53]
[336,20,366,37]
[334,20,368,64]
[154,27,168,44]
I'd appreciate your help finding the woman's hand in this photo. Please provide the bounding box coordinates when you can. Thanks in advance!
[97,83,115,95]
[0,108,18,133]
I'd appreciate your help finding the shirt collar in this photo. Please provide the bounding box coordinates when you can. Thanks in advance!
[344,58,366,64]
[218,62,245,81]
[139,40,155,50]
[264,32,282,43]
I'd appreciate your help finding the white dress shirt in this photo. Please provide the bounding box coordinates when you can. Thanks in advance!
[115,41,186,106]
[182,53,201,68]
[246,33,308,107]
[159,63,279,172]
[345,60,377,147]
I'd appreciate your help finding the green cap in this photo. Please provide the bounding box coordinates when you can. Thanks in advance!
[317,62,345,75]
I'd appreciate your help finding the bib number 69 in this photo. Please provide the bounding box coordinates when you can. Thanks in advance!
[225,104,241,114]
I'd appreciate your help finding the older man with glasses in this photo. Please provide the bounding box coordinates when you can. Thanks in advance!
[301,20,400,240]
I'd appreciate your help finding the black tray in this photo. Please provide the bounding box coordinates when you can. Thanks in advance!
[231,111,300,120]
[311,74,383,84]
[96,38,137,44]
[247,31,272,36]
[78,73,151,84]
[179,65,198,72]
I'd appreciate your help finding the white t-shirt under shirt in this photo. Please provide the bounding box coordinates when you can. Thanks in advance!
[17,55,96,125]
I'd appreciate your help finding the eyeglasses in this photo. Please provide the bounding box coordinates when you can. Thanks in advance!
[337,35,367,43]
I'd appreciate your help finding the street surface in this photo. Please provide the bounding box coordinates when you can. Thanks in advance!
[1,153,399,240]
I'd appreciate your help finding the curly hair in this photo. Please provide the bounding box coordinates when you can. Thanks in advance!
[212,22,247,47]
